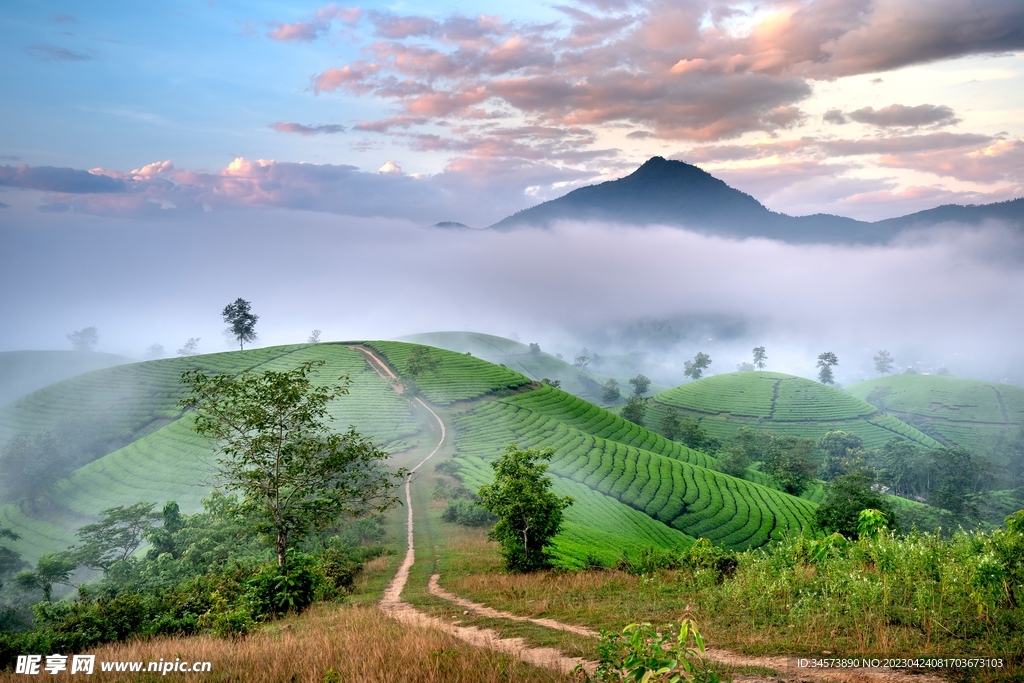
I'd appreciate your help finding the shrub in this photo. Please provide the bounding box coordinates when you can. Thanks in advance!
[440,500,497,527]
[245,555,319,620]
[593,619,719,683]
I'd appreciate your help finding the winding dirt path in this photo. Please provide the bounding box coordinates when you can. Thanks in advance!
[353,345,593,675]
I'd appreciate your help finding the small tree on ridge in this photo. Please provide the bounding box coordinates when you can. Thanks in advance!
[223,298,258,350]
[817,351,839,385]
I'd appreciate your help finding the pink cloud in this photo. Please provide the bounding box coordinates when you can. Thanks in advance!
[271,122,346,135]
[267,4,361,42]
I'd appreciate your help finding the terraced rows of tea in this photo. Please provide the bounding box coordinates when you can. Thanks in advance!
[365,341,533,404]
[450,386,817,551]
[649,372,939,450]
[0,344,421,562]
[849,375,1024,457]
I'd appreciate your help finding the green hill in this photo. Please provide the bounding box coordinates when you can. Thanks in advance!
[848,375,1024,459]
[0,342,824,567]
[648,371,941,451]
[0,350,133,407]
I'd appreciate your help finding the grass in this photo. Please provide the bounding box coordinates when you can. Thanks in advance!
[648,371,940,450]
[849,374,1024,459]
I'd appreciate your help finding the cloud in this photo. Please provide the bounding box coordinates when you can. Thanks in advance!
[848,103,959,128]
[271,122,346,135]
[267,5,361,42]
[51,14,79,24]
[0,201,9,209]
[24,44,93,61]
[876,138,1024,184]
[823,109,848,124]
[0,165,127,193]
[818,132,993,156]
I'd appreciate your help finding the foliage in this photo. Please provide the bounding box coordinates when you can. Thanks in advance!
[602,379,622,404]
[403,346,443,378]
[15,554,77,602]
[816,352,838,385]
[628,374,651,397]
[146,343,165,359]
[66,327,99,352]
[0,432,68,512]
[817,430,864,480]
[761,435,816,496]
[683,353,711,381]
[735,362,754,372]
[176,337,200,356]
[574,351,593,371]
[752,346,767,370]
[529,342,541,354]
[0,527,24,592]
[873,350,894,375]
[222,298,259,351]
[307,329,321,343]
[716,445,750,479]
[594,619,719,683]
[478,445,573,572]
[814,472,897,539]
[659,408,681,441]
[616,540,737,581]
[677,418,721,453]
[620,396,647,426]
[441,500,497,527]
[857,509,889,540]
[180,360,403,569]
[71,503,161,573]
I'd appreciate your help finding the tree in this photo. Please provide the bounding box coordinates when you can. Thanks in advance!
[177,337,201,356]
[620,396,646,426]
[146,343,165,359]
[15,553,76,602]
[736,362,755,371]
[927,445,980,514]
[814,471,897,539]
[71,503,161,573]
[816,351,838,384]
[180,360,404,569]
[683,352,711,380]
[659,408,681,441]
[762,436,817,495]
[307,329,321,343]
[528,343,541,354]
[0,525,25,591]
[873,350,894,375]
[222,298,259,350]
[601,379,621,404]
[717,445,751,478]
[817,430,864,480]
[0,431,68,512]
[67,327,99,351]
[752,346,767,370]
[403,346,443,378]
[678,417,721,452]
[477,445,573,572]
[628,374,651,397]
[573,349,592,371]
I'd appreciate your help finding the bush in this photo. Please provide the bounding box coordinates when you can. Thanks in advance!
[593,619,719,683]
[441,500,496,527]
[814,472,897,539]
[245,555,319,620]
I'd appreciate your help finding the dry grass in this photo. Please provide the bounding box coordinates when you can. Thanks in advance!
[2,604,575,683]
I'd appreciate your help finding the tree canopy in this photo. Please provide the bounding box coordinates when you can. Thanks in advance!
[816,351,838,384]
[752,346,767,370]
[66,327,99,351]
[873,350,894,375]
[222,298,258,350]
[683,352,711,380]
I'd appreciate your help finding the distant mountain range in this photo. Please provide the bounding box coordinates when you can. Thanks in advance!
[486,157,1023,243]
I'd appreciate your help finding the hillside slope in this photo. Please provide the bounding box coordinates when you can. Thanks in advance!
[0,350,133,406]
[848,375,1024,459]
[648,371,941,450]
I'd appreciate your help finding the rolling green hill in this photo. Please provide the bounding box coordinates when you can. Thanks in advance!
[0,350,133,407]
[848,375,1024,458]
[648,371,941,451]
[0,342,826,568]
[397,331,670,401]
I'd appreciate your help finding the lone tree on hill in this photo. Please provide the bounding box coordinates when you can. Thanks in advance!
[874,350,894,375]
[628,374,651,397]
[817,351,839,384]
[573,349,593,371]
[753,346,767,370]
[404,346,443,378]
[180,360,404,569]
[307,329,321,344]
[477,445,573,572]
[67,327,99,351]
[601,378,621,403]
[222,298,259,350]
[620,395,647,426]
[683,352,712,380]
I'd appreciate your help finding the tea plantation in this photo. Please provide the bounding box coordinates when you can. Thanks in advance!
[848,374,1024,458]
[648,371,940,450]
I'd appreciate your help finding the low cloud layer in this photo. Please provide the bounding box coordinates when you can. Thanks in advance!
[1,210,1021,385]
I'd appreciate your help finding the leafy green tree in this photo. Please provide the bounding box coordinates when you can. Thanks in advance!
[717,444,751,479]
[762,436,817,495]
[817,430,864,480]
[659,408,681,441]
[541,378,561,389]
[628,374,651,397]
[683,352,711,380]
[0,432,68,512]
[752,346,767,370]
[477,445,573,572]
[222,298,259,350]
[15,553,76,602]
[403,346,443,378]
[71,503,161,573]
[602,378,621,403]
[144,501,184,559]
[66,326,99,351]
[0,525,25,590]
[874,350,894,375]
[180,360,403,569]
[177,337,201,356]
[146,343,165,359]
[814,471,897,539]
[620,396,647,426]
[574,350,592,371]
[678,417,721,453]
[736,362,755,371]
[928,446,981,514]
[816,351,838,384]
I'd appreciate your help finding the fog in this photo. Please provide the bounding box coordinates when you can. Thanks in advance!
[2,207,1022,387]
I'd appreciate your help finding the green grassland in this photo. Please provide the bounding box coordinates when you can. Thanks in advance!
[648,371,940,450]
[398,331,671,401]
[848,374,1024,458]
[0,350,134,407]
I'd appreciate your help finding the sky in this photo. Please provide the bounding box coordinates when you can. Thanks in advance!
[1,1,1023,385]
